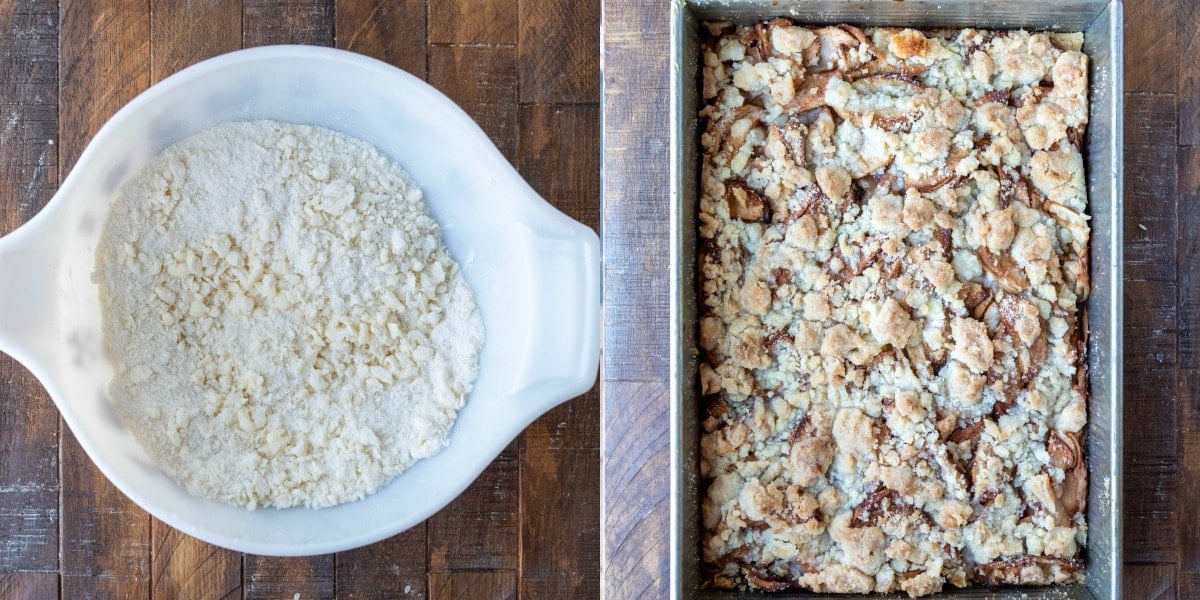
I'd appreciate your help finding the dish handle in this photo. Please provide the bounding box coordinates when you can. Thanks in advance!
[0,226,58,367]
[507,219,601,418]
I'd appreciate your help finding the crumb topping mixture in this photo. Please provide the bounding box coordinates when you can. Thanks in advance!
[96,121,483,510]
[698,22,1089,596]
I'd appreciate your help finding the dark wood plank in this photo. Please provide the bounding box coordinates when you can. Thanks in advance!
[428,0,516,47]
[1123,94,1179,284]
[0,0,58,229]
[60,432,152,599]
[242,0,333,47]
[518,0,599,104]
[1181,573,1200,600]
[244,555,334,600]
[58,0,152,597]
[58,0,151,170]
[1178,122,1198,600]
[0,0,59,573]
[516,103,600,599]
[1124,0,1178,94]
[0,572,58,600]
[601,381,669,599]
[334,0,426,78]
[1179,2,1200,145]
[1178,146,1200,578]
[429,570,515,600]
[599,0,670,384]
[150,519,240,600]
[427,44,519,161]
[0,362,57,573]
[0,360,57,582]
[1123,564,1177,599]
[519,393,600,599]
[150,0,240,83]
[336,526,427,599]
[58,0,151,169]
[1123,92,1181,565]
[427,444,519,572]
[517,104,599,228]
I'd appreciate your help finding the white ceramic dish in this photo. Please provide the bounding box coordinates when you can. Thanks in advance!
[0,45,600,556]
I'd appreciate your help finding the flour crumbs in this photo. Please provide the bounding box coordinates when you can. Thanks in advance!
[95,120,484,509]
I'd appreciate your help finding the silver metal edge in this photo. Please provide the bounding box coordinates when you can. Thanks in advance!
[672,2,707,597]
[1102,2,1124,597]
[670,2,1123,598]
[598,6,612,597]
[669,2,686,598]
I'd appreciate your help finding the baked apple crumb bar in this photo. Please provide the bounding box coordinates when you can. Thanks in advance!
[698,21,1090,597]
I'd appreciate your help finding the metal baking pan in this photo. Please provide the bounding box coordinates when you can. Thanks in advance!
[669,1,1123,598]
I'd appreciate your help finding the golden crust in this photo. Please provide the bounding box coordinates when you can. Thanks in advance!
[698,22,1089,597]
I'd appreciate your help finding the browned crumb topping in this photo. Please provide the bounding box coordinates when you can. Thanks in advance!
[698,22,1089,597]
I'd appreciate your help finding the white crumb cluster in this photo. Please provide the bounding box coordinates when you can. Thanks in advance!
[95,120,483,509]
[699,23,1090,596]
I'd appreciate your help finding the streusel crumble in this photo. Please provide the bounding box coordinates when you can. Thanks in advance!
[698,22,1089,597]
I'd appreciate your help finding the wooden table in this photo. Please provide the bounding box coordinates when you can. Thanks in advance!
[0,1,598,598]
[600,1,1200,598]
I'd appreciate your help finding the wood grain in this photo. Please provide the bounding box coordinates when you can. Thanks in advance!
[1123,93,1180,565]
[244,555,335,599]
[336,526,427,599]
[0,572,58,599]
[427,44,519,160]
[60,433,152,599]
[0,362,57,573]
[1123,564,1177,599]
[58,0,151,169]
[58,1,153,597]
[1178,146,1200,578]
[1182,575,1200,600]
[9,0,1200,597]
[151,519,241,600]
[519,392,601,599]
[334,0,426,78]
[0,0,58,229]
[428,0,517,47]
[601,381,669,599]
[0,0,59,574]
[1124,0,1178,94]
[1179,1,1200,146]
[518,0,600,103]
[150,0,241,82]
[427,444,520,572]
[517,103,600,227]
[243,0,333,46]
[430,570,516,600]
